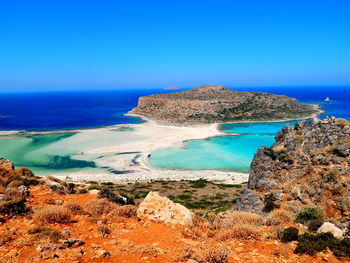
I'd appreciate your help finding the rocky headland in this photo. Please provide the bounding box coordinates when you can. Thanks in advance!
[130,85,320,124]
[237,117,350,221]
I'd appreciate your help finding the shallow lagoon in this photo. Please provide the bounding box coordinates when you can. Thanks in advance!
[0,128,144,175]
[148,134,275,172]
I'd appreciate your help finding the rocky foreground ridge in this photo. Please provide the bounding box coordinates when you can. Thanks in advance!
[237,117,350,220]
[130,85,319,124]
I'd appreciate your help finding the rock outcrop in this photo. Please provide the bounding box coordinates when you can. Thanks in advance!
[317,222,344,239]
[237,117,350,219]
[137,191,192,225]
[0,158,15,170]
[130,85,319,124]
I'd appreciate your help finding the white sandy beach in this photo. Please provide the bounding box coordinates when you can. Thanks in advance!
[50,117,249,184]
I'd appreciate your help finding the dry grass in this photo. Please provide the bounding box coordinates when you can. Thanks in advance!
[273,145,287,154]
[85,198,115,215]
[267,209,293,225]
[0,231,13,246]
[34,206,71,224]
[108,205,137,218]
[64,202,84,214]
[217,224,262,241]
[222,211,262,227]
[0,184,5,194]
[28,225,63,242]
[336,118,350,127]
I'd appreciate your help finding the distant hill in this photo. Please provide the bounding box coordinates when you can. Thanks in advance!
[130,85,319,124]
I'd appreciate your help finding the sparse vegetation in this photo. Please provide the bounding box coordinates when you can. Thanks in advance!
[28,226,63,242]
[295,207,322,224]
[295,232,350,257]
[35,206,71,224]
[336,118,350,128]
[0,198,28,216]
[263,193,279,213]
[279,227,299,243]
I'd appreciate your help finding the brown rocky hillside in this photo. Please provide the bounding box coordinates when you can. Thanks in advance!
[130,85,319,124]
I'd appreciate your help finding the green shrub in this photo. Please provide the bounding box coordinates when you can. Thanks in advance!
[0,198,28,216]
[88,183,101,190]
[190,179,208,188]
[280,227,299,243]
[263,193,279,213]
[295,233,350,257]
[295,208,322,224]
[98,188,134,205]
[307,219,324,232]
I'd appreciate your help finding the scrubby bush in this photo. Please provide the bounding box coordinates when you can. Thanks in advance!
[85,198,115,215]
[64,202,84,214]
[98,225,111,237]
[295,207,322,224]
[88,183,101,191]
[222,211,262,227]
[98,187,134,205]
[279,227,299,243]
[28,226,63,242]
[336,118,350,128]
[35,207,71,224]
[306,219,324,232]
[218,224,262,241]
[0,198,28,216]
[108,205,137,218]
[263,193,279,213]
[268,209,293,224]
[295,232,350,257]
[190,179,208,188]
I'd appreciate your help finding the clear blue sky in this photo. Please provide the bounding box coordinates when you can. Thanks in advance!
[0,0,349,91]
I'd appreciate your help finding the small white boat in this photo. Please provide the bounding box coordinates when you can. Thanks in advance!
[324,97,331,102]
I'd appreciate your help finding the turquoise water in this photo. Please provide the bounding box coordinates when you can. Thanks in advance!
[149,134,276,172]
[0,128,144,175]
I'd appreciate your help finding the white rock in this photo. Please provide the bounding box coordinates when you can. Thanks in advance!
[317,222,343,239]
[137,191,192,225]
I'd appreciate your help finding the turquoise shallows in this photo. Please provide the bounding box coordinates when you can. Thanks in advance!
[148,134,276,172]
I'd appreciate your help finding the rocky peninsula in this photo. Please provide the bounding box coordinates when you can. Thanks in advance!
[130,85,320,124]
[237,117,350,220]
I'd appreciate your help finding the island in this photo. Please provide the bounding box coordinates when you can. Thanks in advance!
[130,85,320,124]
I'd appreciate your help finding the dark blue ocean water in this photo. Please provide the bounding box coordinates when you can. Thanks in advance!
[0,89,171,131]
[0,87,349,131]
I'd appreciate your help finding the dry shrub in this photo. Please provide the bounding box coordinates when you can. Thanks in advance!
[118,240,163,256]
[179,244,229,263]
[222,211,262,227]
[0,184,5,194]
[64,202,84,214]
[217,224,261,241]
[5,187,22,199]
[28,225,63,242]
[267,209,293,225]
[47,175,61,183]
[6,179,24,188]
[0,231,13,246]
[336,118,350,127]
[108,205,137,219]
[85,198,115,216]
[35,206,71,224]
[98,224,111,237]
[203,246,230,263]
[273,145,287,154]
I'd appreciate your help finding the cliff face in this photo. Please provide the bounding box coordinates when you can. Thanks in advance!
[130,85,318,124]
[237,117,350,218]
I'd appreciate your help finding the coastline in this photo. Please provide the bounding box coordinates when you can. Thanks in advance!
[0,104,323,185]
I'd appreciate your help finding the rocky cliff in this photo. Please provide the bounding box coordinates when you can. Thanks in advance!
[237,117,350,219]
[130,85,319,124]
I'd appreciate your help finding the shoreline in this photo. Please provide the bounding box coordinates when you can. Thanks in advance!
[0,105,323,184]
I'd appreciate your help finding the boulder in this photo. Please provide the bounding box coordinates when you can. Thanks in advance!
[317,222,343,239]
[0,158,14,170]
[137,192,192,225]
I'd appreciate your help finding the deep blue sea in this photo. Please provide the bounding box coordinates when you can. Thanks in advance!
[0,86,349,174]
